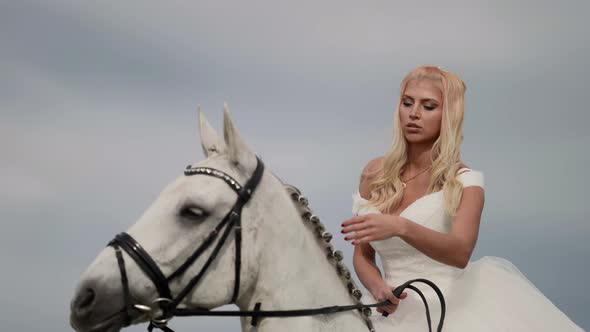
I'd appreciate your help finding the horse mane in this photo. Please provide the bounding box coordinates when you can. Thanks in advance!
[278,178,375,330]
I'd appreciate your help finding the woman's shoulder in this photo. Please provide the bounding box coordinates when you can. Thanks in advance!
[358,156,384,200]
[361,156,384,177]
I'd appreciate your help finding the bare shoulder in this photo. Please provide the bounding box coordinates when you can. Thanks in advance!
[358,156,384,199]
[361,156,384,180]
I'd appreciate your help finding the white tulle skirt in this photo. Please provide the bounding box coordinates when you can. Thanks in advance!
[361,256,584,331]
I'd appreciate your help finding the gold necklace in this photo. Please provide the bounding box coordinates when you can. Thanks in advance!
[401,164,432,188]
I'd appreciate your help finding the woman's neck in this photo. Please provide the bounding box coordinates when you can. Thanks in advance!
[406,143,434,171]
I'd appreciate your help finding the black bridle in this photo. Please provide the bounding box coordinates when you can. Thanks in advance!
[107,155,446,332]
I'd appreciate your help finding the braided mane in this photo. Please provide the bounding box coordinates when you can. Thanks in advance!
[282,183,375,331]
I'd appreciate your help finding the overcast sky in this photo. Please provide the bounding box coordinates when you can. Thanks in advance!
[1,0,589,331]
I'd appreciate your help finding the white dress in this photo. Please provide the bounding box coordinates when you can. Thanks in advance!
[352,168,584,331]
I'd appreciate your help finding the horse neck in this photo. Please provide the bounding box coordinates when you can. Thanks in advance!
[236,182,368,331]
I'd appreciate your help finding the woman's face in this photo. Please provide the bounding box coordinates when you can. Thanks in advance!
[399,79,444,145]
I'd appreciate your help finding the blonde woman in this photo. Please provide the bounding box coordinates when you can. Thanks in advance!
[341,66,583,331]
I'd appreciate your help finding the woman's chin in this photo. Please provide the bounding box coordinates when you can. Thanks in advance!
[404,134,437,145]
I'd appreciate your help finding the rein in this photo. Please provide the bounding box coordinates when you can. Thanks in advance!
[107,155,446,332]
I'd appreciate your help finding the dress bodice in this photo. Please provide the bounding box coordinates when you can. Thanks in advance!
[351,168,485,289]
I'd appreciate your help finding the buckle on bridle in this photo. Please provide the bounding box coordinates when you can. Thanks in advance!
[134,297,174,325]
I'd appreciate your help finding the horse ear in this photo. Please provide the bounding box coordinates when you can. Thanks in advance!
[223,102,256,170]
[198,105,226,158]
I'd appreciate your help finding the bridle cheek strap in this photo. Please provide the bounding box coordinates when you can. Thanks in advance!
[112,245,133,327]
[231,219,242,303]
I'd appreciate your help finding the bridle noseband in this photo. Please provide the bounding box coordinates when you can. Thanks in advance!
[107,155,446,332]
[108,155,265,331]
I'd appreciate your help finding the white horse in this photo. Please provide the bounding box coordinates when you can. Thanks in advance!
[70,106,378,332]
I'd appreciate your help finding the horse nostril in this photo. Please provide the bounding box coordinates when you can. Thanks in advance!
[80,288,96,308]
[74,288,96,313]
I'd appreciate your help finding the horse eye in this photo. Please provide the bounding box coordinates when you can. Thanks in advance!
[180,206,208,220]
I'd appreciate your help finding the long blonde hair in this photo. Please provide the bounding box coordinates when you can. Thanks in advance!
[363,65,467,217]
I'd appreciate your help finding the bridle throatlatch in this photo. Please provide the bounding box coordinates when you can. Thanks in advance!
[108,155,446,332]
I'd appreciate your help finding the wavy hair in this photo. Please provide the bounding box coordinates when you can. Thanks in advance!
[362,65,468,217]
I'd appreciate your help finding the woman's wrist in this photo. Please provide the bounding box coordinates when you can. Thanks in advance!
[396,216,410,238]
[367,279,387,295]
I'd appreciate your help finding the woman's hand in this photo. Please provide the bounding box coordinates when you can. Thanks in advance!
[369,282,408,315]
[341,213,406,245]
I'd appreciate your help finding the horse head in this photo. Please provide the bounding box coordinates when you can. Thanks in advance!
[70,105,292,332]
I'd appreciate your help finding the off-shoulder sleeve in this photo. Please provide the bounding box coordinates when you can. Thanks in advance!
[351,192,364,216]
[457,170,485,189]
[351,191,382,216]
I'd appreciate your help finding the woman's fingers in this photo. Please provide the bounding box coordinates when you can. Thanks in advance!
[382,304,398,315]
[341,224,366,235]
[345,230,370,241]
[388,289,409,302]
[387,292,400,305]
[341,215,366,227]
[351,235,373,245]
[381,288,408,315]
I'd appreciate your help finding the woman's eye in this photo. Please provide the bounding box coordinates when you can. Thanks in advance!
[402,101,412,107]
[180,206,208,220]
[424,105,437,110]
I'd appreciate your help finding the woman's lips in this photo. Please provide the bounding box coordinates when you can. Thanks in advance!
[405,126,421,132]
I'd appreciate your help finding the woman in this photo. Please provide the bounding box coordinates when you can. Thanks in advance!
[341,66,583,331]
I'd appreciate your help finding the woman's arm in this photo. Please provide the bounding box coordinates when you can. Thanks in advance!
[353,157,406,314]
[353,241,406,315]
[345,186,485,269]
[400,186,485,268]
[353,242,383,292]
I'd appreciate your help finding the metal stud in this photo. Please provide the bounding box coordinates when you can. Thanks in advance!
[315,225,325,234]
[326,245,335,260]
[347,282,354,292]
[321,232,332,242]
[309,215,320,224]
[325,243,333,252]
[352,289,362,300]
[298,195,308,206]
[362,308,372,317]
[336,264,351,279]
